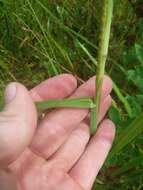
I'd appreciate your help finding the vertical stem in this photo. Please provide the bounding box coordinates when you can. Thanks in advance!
[90,0,113,135]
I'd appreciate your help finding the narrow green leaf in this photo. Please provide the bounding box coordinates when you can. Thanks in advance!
[36,97,96,111]
[76,41,97,66]
[26,0,58,75]
[109,112,143,158]
[113,82,132,118]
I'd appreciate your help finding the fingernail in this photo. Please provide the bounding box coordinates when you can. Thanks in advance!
[5,83,17,103]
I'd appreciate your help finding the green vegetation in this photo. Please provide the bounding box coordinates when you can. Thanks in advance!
[91,0,113,134]
[36,97,96,110]
[0,0,143,189]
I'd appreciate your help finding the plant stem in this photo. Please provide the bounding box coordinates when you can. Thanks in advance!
[90,0,113,135]
[77,40,132,118]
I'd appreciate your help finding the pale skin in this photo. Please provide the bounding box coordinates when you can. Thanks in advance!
[0,74,115,190]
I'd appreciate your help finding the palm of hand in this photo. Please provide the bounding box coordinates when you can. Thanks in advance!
[10,148,85,190]
[10,149,83,190]
[0,74,115,190]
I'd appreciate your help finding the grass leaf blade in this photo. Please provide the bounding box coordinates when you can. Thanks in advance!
[36,97,95,111]
[109,112,143,158]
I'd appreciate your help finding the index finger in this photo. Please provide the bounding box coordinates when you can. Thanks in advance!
[29,74,77,101]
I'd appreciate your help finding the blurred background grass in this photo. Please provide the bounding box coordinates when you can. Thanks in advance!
[0,0,143,189]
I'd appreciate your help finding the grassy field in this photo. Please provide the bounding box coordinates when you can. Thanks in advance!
[0,0,143,189]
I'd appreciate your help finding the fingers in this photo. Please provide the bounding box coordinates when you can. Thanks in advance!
[70,119,115,190]
[0,170,17,190]
[98,95,112,123]
[53,173,83,190]
[48,95,111,172]
[72,76,111,100]
[30,74,77,101]
[31,76,112,158]
[49,123,90,172]
[0,83,37,168]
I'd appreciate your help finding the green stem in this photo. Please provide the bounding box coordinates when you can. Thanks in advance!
[77,40,132,118]
[90,0,113,135]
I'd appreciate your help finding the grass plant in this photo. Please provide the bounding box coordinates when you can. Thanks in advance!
[1,0,143,189]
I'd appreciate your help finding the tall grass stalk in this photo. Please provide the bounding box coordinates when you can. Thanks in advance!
[90,0,113,134]
[77,40,132,118]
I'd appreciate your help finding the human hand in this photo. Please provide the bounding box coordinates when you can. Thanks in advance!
[0,74,115,190]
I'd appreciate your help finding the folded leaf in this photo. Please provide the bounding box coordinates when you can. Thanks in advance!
[36,97,96,111]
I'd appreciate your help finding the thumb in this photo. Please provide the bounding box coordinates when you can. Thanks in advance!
[0,82,37,168]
